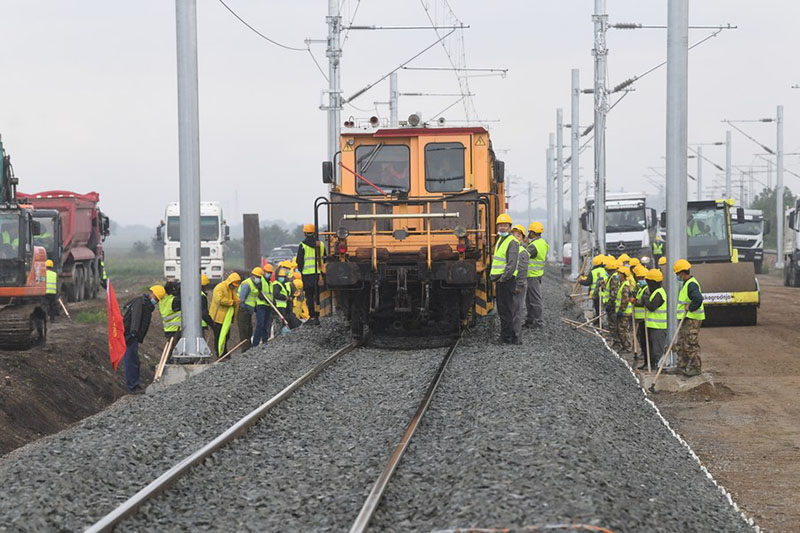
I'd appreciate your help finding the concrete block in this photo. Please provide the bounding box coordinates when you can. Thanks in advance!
[146,364,210,395]
[637,371,714,393]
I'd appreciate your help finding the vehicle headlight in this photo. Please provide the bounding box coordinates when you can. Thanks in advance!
[212,266,222,271]
[337,226,350,239]
[454,225,467,238]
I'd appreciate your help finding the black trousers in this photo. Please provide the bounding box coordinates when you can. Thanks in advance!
[495,279,517,342]
[45,294,57,320]
[592,295,600,317]
[302,274,319,318]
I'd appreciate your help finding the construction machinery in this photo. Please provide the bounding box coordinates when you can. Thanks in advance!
[0,136,48,348]
[18,191,110,302]
[665,199,759,326]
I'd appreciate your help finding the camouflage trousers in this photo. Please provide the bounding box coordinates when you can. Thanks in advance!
[676,319,702,375]
[615,314,632,352]
[603,311,616,342]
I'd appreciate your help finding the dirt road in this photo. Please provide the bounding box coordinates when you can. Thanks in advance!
[655,274,800,532]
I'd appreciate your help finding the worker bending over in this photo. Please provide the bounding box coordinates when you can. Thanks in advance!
[524,221,549,329]
[490,214,519,344]
[511,225,529,342]
[674,259,705,377]
[642,268,667,371]
[210,272,241,356]
[121,288,158,394]
[296,223,325,326]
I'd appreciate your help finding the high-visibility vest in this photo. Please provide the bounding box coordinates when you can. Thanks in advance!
[633,284,647,320]
[201,292,208,328]
[687,221,702,237]
[527,238,549,278]
[300,241,325,275]
[600,271,616,304]
[652,240,664,255]
[100,259,107,281]
[645,287,667,329]
[589,267,607,298]
[46,269,58,295]
[677,276,705,321]
[245,277,271,306]
[274,281,289,309]
[615,279,633,316]
[2,231,19,248]
[490,235,518,278]
[159,294,181,332]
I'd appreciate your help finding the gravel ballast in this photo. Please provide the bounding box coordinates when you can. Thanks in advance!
[0,271,756,532]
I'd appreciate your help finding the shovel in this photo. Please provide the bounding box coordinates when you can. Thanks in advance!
[649,309,688,393]
[260,290,291,334]
[58,297,72,321]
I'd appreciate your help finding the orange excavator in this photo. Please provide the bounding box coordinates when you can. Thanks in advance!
[0,135,48,348]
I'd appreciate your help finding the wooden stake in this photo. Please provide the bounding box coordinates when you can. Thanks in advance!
[631,314,638,356]
[58,297,72,321]
[645,322,651,372]
[154,336,174,383]
[215,338,249,364]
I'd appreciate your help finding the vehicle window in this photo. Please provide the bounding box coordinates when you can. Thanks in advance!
[687,207,729,258]
[730,220,762,236]
[606,208,646,233]
[0,213,21,259]
[425,142,465,192]
[355,144,410,195]
[33,217,55,254]
[168,215,220,241]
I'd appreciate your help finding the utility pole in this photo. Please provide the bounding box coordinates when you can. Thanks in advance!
[725,130,732,197]
[174,0,210,358]
[556,108,564,263]
[389,72,398,127]
[571,69,580,279]
[696,146,703,200]
[592,0,608,255]
[776,104,785,268]
[546,134,554,255]
[326,0,342,184]
[665,0,688,363]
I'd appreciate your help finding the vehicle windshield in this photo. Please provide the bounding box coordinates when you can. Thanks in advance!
[0,213,21,259]
[32,216,55,255]
[731,220,762,236]
[425,142,465,192]
[167,216,220,241]
[355,144,410,195]
[606,208,646,233]
[687,206,730,259]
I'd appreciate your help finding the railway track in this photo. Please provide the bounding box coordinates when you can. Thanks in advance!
[85,334,462,532]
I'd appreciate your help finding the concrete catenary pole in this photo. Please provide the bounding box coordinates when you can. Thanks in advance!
[547,134,555,254]
[327,0,342,183]
[665,0,689,361]
[776,105,785,268]
[592,0,608,255]
[571,69,581,279]
[174,0,210,358]
[725,130,732,197]
[389,72,399,127]
[556,108,564,263]
[696,146,703,200]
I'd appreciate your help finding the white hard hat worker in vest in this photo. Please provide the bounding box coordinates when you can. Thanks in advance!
[490,213,520,344]
[296,223,325,326]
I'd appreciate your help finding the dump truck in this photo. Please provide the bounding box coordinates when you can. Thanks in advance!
[731,207,767,274]
[0,136,48,347]
[579,192,659,265]
[783,199,800,287]
[665,199,760,326]
[18,191,110,302]
[156,202,229,285]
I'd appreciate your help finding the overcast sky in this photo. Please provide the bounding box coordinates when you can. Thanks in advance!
[1,1,798,227]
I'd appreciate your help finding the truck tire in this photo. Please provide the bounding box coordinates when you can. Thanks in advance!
[74,268,84,302]
[785,263,792,286]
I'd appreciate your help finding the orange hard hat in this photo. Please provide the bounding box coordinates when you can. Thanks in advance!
[303,223,315,233]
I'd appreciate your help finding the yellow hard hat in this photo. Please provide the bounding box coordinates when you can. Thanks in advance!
[633,265,648,278]
[673,258,692,274]
[629,257,640,267]
[150,285,166,301]
[278,260,292,269]
[303,223,315,233]
[618,253,630,262]
[201,274,209,286]
[658,256,667,266]
[592,255,604,266]
[604,257,618,270]
[251,266,264,277]
[277,268,288,278]
[496,213,512,225]
[619,266,631,278]
[529,221,544,234]
[645,268,664,282]
[511,224,526,236]
[45,259,54,268]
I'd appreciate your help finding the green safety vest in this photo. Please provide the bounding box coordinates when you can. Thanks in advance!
[590,267,607,298]
[652,241,664,254]
[600,271,616,304]
[46,269,58,295]
[633,284,647,320]
[159,294,181,332]
[615,279,634,316]
[100,259,107,281]
[274,280,289,309]
[646,287,667,329]
[244,277,271,307]
[490,235,518,278]
[2,231,19,248]
[527,238,549,278]
[687,221,702,237]
[300,241,325,275]
[677,276,705,321]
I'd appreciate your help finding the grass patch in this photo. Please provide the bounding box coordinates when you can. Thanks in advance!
[104,255,163,278]
[75,308,108,324]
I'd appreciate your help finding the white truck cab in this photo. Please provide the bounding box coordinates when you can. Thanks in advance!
[731,207,766,274]
[157,202,230,284]
[579,192,658,265]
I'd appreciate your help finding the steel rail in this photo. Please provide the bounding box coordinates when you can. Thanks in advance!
[85,341,359,533]
[349,333,463,533]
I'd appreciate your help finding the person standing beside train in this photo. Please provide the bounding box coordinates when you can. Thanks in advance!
[491,214,519,344]
[510,225,529,344]
[524,221,549,328]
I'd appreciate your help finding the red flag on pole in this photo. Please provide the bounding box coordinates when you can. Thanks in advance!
[106,280,126,371]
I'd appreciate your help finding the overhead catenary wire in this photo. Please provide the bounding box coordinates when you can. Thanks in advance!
[217,0,307,51]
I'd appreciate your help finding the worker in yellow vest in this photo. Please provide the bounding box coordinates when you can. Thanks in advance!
[613,266,634,352]
[45,259,58,321]
[632,265,649,363]
[296,223,325,326]
[156,283,181,356]
[641,268,667,371]
[674,259,705,376]
[524,221,550,329]
[490,213,520,344]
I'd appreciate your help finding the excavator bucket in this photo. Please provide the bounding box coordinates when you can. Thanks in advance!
[690,262,759,327]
